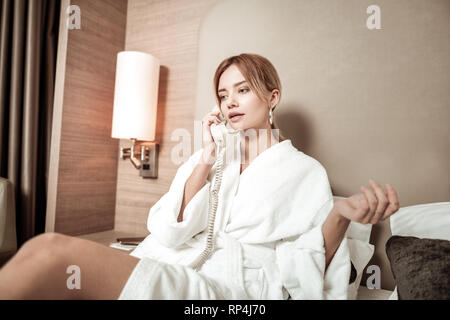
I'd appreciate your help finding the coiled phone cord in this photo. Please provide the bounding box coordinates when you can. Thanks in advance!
[188,146,225,271]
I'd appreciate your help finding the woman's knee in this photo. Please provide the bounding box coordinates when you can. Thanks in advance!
[15,232,69,262]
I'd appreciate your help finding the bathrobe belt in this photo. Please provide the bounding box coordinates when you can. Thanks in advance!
[212,231,279,299]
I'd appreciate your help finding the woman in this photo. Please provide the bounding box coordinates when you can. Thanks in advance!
[0,53,399,300]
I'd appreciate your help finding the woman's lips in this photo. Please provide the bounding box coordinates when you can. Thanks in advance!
[229,114,244,123]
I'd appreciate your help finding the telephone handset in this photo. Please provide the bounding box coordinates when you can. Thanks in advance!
[210,105,240,150]
[189,105,235,271]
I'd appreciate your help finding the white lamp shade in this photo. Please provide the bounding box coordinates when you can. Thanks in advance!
[111,51,160,141]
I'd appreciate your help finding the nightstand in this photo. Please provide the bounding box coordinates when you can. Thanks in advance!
[76,229,148,252]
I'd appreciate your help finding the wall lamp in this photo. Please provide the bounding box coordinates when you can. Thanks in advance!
[111,51,160,178]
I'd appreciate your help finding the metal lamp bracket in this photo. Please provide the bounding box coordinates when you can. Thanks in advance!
[120,138,158,178]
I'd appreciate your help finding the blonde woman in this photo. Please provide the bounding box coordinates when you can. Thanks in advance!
[0,53,399,300]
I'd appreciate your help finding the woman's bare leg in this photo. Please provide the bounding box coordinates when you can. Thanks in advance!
[0,232,140,299]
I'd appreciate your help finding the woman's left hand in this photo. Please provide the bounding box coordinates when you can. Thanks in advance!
[333,179,400,224]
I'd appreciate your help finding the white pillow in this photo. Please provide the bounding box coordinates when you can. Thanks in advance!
[333,196,374,300]
[388,287,398,300]
[390,201,450,240]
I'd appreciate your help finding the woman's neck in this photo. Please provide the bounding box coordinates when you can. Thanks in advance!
[242,126,279,163]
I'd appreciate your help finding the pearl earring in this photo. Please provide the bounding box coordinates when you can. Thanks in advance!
[269,108,273,125]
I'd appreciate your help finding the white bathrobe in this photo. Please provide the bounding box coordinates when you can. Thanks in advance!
[119,132,351,300]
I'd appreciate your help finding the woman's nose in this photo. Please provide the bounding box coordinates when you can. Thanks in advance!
[226,93,238,108]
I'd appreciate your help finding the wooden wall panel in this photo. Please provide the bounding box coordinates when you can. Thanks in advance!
[46,0,127,235]
[114,0,219,234]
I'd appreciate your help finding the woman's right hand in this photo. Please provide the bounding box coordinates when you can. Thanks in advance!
[200,110,222,164]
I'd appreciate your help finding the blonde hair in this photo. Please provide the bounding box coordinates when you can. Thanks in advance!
[213,53,286,141]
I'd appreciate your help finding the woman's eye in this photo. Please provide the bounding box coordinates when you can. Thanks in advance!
[219,88,247,100]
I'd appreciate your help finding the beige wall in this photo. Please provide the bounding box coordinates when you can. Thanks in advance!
[191,0,450,290]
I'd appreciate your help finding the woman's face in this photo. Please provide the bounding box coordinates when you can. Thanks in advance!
[217,64,271,131]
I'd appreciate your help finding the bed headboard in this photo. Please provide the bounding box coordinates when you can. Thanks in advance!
[193,0,450,290]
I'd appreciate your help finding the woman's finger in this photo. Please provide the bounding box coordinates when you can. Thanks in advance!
[202,115,222,146]
[211,116,220,124]
[360,186,377,223]
[207,110,221,119]
[202,115,222,126]
[381,184,400,220]
[203,114,217,122]
[368,179,389,223]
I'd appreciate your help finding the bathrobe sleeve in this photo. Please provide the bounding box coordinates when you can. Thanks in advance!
[147,149,211,248]
[275,166,351,300]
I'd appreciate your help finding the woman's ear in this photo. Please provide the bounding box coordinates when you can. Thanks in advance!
[269,89,280,108]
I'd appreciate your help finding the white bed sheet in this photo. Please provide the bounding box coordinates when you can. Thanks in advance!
[356,285,397,300]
